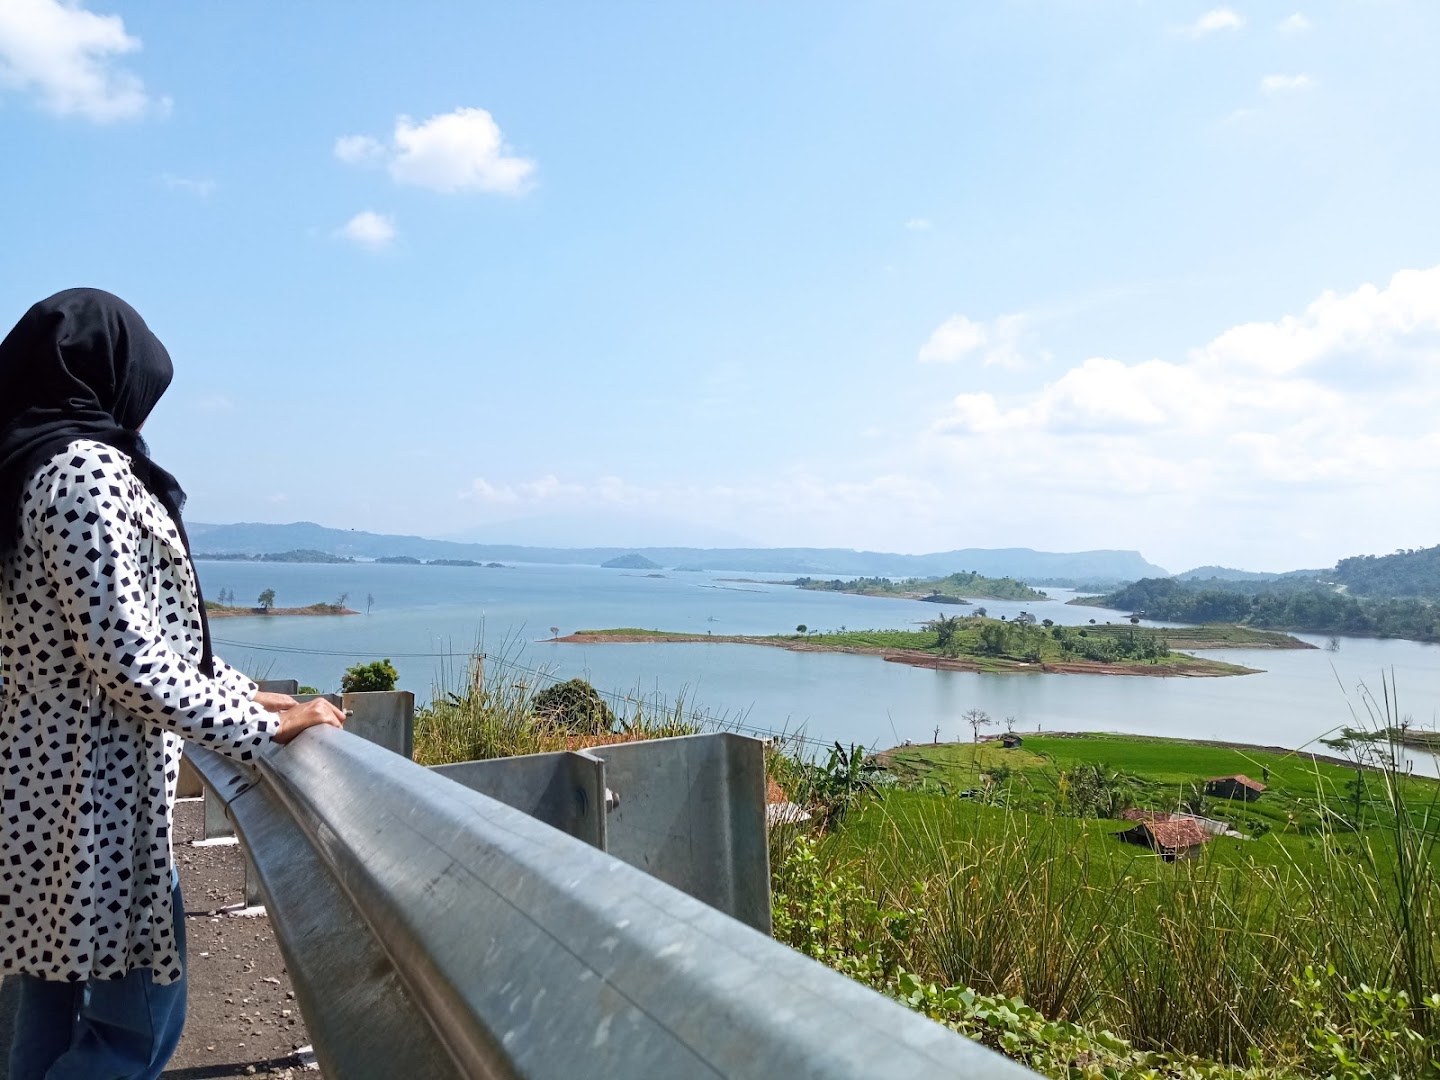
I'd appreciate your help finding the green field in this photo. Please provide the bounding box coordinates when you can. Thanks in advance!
[773,729,1440,1073]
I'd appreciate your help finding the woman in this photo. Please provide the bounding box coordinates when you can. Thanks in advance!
[0,289,346,1079]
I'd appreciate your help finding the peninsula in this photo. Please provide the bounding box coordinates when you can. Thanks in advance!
[553,619,1305,677]
[791,570,1048,603]
[205,601,359,619]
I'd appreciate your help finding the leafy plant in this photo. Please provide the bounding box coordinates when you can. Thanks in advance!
[531,677,617,734]
[340,658,399,693]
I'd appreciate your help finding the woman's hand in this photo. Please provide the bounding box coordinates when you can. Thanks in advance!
[272,698,347,745]
[253,691,298,713]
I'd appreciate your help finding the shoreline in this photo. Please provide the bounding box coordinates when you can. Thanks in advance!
[553,631,1260,678]
[876,730,1420,776]
[207,605,360,619]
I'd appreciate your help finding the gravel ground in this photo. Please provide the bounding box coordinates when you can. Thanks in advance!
[0,797,319,1080]
[163,796,319,1079]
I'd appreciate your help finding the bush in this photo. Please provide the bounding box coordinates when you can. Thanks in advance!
[530,678,617,734]
[340,658,398,693]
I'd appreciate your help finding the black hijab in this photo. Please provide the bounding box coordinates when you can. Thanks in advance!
[0,289,214,674]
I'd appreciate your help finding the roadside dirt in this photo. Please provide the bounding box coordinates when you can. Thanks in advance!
[164,798,319,1079]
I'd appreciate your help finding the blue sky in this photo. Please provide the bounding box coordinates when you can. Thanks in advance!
[2,2,1438,572]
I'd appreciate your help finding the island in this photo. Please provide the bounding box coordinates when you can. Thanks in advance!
[195,549,356,564]
[601,553,663,570]
[791,571,1048,603]
[553,618,1310,677]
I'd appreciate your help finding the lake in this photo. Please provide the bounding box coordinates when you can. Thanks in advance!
[197,561,1440,763]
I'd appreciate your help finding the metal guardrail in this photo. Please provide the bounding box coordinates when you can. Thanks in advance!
[191,724,1038,1079]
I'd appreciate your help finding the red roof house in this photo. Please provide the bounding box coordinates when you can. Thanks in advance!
[1204,775,1266,802]
[1118,818,1212,860]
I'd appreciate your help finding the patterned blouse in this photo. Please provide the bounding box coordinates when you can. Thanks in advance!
[0,440,277,984]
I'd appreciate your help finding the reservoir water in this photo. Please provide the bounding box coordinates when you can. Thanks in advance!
[197,561,1440,760]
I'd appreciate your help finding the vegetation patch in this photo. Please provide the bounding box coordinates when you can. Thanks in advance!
[1076,576,1440,643]
[773,696,1440,1077]
[791,570,1048,602]
[560,618,1263,677]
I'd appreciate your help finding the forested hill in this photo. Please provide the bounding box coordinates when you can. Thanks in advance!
[1078,577,1440,642]
[1332,545,1440,599]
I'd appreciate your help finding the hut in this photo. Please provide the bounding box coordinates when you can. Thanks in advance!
[1117,817,1211,861]
[1000,733,1023,749]
[1204,774,1266,802]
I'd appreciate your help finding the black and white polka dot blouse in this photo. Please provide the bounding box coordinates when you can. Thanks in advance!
[0,440,277,984]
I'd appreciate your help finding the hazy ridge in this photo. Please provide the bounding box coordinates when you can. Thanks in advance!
[188,520,1169,581]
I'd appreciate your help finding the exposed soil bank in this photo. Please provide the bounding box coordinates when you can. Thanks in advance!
[207,605,360,619]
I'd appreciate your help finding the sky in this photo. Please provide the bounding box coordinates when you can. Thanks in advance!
[2,1,1438,574]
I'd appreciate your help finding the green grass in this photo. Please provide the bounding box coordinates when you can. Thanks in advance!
[779,718,1440,1067]
[572,623,1261,675]
[882,733,1439,845]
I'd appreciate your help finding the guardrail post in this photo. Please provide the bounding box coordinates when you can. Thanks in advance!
[432,732,771,932]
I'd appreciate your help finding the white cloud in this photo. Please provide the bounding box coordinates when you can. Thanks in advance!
[1277,13,1312,34]
[917,312,1030,368]
[335,210,397,251]
[336,107,536,195]
[161,173,215,198]
[1261,73,1314,94]
[1174,8,1245,38]
[904,217,932,231]
[0,0,159,121]
[927,267,1440,512]
[334,134,384,165]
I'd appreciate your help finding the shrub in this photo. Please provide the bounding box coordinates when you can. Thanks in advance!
[340,658,398,693]
[530,677,617,734]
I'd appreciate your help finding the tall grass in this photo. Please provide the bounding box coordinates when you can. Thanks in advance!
[412,646,703,765]
[787,678,1440,1066]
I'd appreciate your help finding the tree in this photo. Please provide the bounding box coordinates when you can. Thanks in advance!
[341,658,398,693]
[550,626,560,640]
[796,624,808,636]
[962,707,992,744]
[927,614,962,656]
[257,588,276,612]
[974,606,987,618]
[366,593,375,615]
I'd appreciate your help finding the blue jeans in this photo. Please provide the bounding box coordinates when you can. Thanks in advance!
[7,875,187,1080]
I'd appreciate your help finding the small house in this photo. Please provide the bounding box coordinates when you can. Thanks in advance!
[1117,818,1212,861]
[1000,733,1023,749]
[1204,774,1265,802]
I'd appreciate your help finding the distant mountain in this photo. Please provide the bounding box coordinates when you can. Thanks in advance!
[186,521,1168,581]
[1175,566,1327,584]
